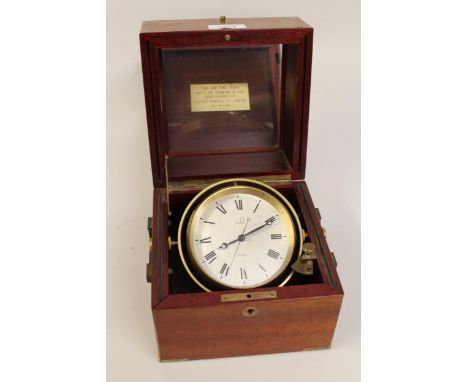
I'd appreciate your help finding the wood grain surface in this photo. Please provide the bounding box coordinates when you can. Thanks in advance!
[155,294,343,361]
[140,17,313,187]
[150,181,343,360]
[142,17,343,361]
[141,17,312,34]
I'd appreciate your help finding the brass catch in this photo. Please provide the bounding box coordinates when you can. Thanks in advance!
[322,226,327,237]
[291,242,317,275]
[221,290,277,302]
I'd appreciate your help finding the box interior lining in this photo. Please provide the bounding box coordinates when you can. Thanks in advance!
[166,184,324,295]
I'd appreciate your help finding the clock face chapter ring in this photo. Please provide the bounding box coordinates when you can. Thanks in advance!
[177,178,303,292]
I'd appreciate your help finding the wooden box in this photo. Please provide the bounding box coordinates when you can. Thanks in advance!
[140,17,344,361]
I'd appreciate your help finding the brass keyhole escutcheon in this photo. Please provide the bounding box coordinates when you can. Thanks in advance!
[224,34,231,42]
[242,307,258,317]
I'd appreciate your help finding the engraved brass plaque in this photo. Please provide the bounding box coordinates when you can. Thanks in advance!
[220,290,277,302]
[190,83,250,112]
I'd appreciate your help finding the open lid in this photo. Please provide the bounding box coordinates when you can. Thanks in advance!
[140,17,313,188]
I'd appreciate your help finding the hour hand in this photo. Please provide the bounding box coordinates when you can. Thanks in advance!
[218,220,251,249]
[218,237,239,249]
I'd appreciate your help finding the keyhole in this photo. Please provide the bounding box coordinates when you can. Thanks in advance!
[242,307,258,317]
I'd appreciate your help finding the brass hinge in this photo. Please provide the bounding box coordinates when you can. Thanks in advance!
[147,217,153,238]
[146,217,153,283]
[315,207,322,220]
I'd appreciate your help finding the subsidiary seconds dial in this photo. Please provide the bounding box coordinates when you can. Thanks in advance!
[180,179,302,290]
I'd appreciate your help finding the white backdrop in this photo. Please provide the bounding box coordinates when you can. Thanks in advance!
[107,1,360,381]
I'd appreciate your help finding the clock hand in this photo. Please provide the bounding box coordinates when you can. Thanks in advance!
[242,216,277,238]
[218,216,276,249]
[218,237,239,249]
[217,218,251,249]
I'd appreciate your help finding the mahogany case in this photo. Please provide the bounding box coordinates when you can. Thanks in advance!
[140,17,344,361]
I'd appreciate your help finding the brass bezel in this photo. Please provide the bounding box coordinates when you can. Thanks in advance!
[177,178,303,292]
[188,185,295,288]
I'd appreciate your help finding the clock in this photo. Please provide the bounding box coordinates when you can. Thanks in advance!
[141,17,344,361]
[177,178,304,291]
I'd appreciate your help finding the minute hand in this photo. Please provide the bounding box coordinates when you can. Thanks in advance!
[243,216,277,238]
[218,217,277,249]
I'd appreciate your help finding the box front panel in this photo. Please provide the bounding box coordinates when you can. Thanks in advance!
[154,294,342,361]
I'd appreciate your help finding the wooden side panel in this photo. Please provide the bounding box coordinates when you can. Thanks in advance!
[297,31,313,178]
[155,294,342,361]
[140,38,160,187]
[295,181,342,289]
[151,188,169,307]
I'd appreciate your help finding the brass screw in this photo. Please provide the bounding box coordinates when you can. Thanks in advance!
[224,34,231,42]
[302,242,317,261]
[168,237,178,250]
[302,242,316,254]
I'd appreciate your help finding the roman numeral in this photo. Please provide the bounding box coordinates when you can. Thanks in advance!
[216,203,227,214]
[205,251,217,263]
[200,217,215,224]
[253,200,261,214]
[235,199,243,210]
[220,263,229,275]
[271,234,282,240]
[267,249,280,260]
[240,267,247,279]
[199,237,212,243]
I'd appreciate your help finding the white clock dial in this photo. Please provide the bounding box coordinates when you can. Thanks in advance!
[186,185,296,289]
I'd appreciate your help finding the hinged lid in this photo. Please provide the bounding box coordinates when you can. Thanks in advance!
[140,17,313,188]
